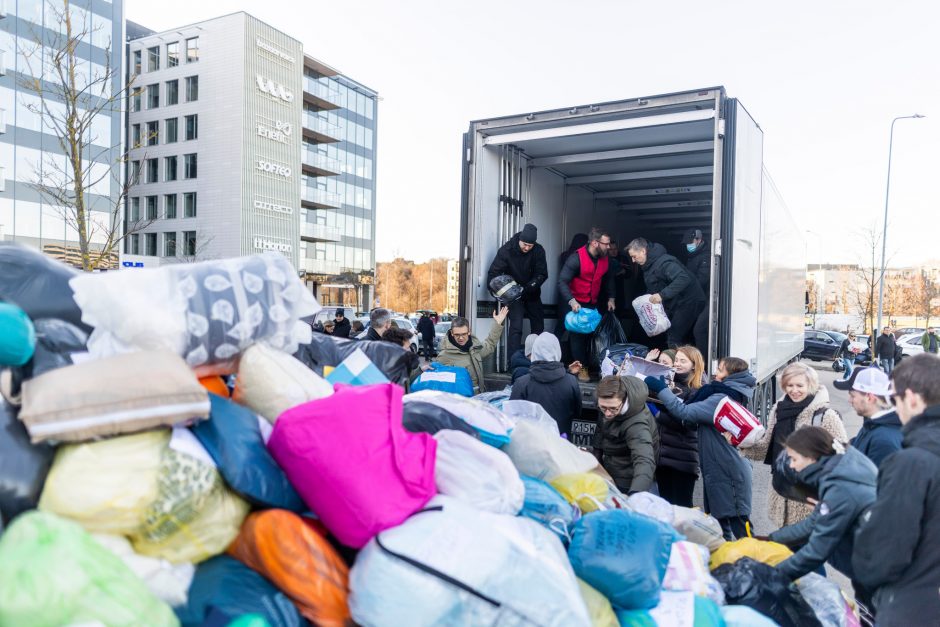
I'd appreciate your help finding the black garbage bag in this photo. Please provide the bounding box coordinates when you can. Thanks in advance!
[0,243,89,332]
[592,314,628,364]
[607,342,651,361]
[712,558,822,627]
[294,333,412,386]
[401,400,481,439]
[488,274,524,304]
[3,318,90,402]
[772,449,818,504]
[0,400,54,527]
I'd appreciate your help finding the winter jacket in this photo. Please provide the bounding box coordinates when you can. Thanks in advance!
[557,247,615,307]
[685,242,710,293]
[593,377,659,495]
[641,242,705,312]
[922,331,940,354]
[332,317,351,339]
[743,387,848,528]
[486,233,548,297]
[839,338,853,358]
[653,371,756,519]
[365,327,383,342]
[850,409,903,468]
[509,349,531,384]
[853,405,940,626]
[874,333,897,360]
[654,378,699,476]
[510,361,582,436]
[416,316,435,343]
[770,446,878,581]
[436,322,504,395]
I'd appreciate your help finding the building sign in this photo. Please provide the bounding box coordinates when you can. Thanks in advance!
[256,75,294,102]
[255,38,296,64]
[253,237,293,253]
[253,198,294,215]
[122,261,144,268]
[256,159,292,178]
[257,119,292,144]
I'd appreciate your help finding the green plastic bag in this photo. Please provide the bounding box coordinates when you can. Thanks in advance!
[0,510,179,627]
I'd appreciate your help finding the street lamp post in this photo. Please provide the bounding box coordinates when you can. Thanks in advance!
[876,114,925,338]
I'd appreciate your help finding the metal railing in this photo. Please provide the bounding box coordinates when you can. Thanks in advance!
[303,77,342,107]
[301,223,342,242]
[301,187,341,208]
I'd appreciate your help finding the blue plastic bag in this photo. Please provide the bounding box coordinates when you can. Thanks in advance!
[411,364,474,397]
[190,394,305,512]
[519,476,579,545]
[568,509,678,610]
[0,303,36,367]
[565,308,602,334]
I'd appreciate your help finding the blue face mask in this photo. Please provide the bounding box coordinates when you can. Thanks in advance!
[686,243,698,253]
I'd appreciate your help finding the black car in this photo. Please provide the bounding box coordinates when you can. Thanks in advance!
[803,329,842,361]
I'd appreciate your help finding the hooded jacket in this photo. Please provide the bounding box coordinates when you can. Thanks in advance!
[486,233,548,296]
[641,242,705,312]
[853,405,940,626]
[653,370,756,519]
[509,349,531,384]
[850,409,903,468]
[436,322,504,395]
[770,446,878,581]
[685,242,710,293]
[593,377,660,495]
[509,336,582,437]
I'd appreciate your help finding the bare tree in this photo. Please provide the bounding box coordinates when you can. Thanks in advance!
[18,0,149,271]
[850,224,882,334]
[915,269,940,328]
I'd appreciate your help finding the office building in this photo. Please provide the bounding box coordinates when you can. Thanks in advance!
[125,12,377,309]
[446,258,460,314]
[0,0,125,266]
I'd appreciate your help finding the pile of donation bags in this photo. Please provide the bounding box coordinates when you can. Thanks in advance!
[0,244,859,627]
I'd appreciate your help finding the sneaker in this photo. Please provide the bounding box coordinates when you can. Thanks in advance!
[578,370,590,383]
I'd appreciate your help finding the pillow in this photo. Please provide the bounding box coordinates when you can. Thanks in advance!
[233,343,333,422]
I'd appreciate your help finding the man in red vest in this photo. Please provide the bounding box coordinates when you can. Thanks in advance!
[558,227,616,382]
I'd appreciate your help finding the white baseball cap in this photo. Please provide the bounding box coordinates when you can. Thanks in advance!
[834,366,891,397]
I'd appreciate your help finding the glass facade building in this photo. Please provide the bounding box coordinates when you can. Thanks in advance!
[0,0,125,266]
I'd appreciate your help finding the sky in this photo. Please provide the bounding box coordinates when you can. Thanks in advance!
[128,0,940,268]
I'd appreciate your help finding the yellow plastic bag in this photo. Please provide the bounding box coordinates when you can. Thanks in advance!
[578,578,620,627]
[550,473,609,513]
[709,538,793,571]
[39,430,166,535]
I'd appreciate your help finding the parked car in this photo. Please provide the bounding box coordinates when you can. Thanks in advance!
[355,317,419,353]
[803,329,842,361]
[310,307,357,332]
[432,322,451,355]
[893,327,923,339]
[897,332,926,357]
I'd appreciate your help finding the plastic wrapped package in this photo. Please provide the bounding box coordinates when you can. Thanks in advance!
[228,510,350,626]
[39,430,167,535]
[401,400,481,438]
[233,343,334,423]
[712,558,821,627]
[551,473,610,513]
[633,295,671,337]
[578,578,620,627]
[93,533,195,608]
[0,303,35,367]
[795,573,859,627]
[412,364,474,396]
[295,333,414,386]
[473,389,512,409]
[519,475,580,545]
[191,394,305,511]
[663,541,726,606]
[569,509,678,610]
[0,511,178,627]
[348,496,591,627]
[627,491,675,525]
[710,538,792,571]
[565,307,603,334]
[403,390,514,447]
[721,605,780,627]
[501,399,561,437]
[488,274,525,304]
[0,399,54,526]
[69,253,318,374]
[433,430,524,515]
[673,506,726,553]
[505,418,598,481]
[0,242,89,331]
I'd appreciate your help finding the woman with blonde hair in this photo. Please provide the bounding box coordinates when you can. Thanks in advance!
[743,362,848,528]
[653,345,706,507]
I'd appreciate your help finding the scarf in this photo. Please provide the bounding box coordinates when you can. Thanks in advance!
[447,332,473,353]
[673,371,693,400]
[766,394,815,466]
[688,380,746,405]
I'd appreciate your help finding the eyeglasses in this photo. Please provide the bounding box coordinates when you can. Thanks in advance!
[598,400,624,415]
[597,240,611,247]
[451,331,470,340]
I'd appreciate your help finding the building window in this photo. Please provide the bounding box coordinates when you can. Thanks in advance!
[164,156,177,181]
[184,154,197,179]
[147,83,159,109]
[132,88,142,112]
[186,37,199,63]
[147,46,160,72]
[133,50,141,74]
[184,192,197,218]
[167,42,179,68]
[130,197,140,221]
[165,118,178,143]
[131,123,141,147]
[131,160,142,183]
[166,79,178,105]
[130,234,140,255]
[183,231,197,256]
[146,121,158,145]
[185,114,198,140]
[185,76,198,102]
[145,233,157,256]
[146,195,158,220]
[164,194,177,219]
[146,158,158,183]
[164,232,177,257]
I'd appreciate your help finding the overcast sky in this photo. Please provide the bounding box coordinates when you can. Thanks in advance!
[129,0,939,268]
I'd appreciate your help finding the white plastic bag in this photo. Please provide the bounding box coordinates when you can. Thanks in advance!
[505,419,598,481]
[403,390,514,446]
[626,492,675,525]
[433,430,524,515]
[632,295,671,337]
[795,573,857,627]
[93,534,195,608]
[672,506,726,552]
[501,400,561,437]
[233,343,334,422]
[349,496,591,627]
[663,541,725,606]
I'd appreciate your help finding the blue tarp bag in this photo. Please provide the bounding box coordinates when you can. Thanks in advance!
[568,509,678,610]
[519,475,579,545]
[564,308,602,334]
[411,364,474,397]
[0,303,36,367]
[191,394,305,512]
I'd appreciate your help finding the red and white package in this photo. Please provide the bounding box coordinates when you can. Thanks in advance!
[713,397,765,448]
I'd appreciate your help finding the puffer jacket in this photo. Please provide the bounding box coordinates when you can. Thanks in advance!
[743,386,848,528]
[641,242,705,311]
[685,242,710,293]
[770,446,878,580]
[509,349,531,384]
[486,233,548,294]
[593,377,659,495]
[510,360,581,436]
[435,322,504,395]
[654,375,699,476]
[851,410,903,468]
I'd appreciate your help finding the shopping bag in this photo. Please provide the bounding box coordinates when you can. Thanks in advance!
[713,397,765,448]
[411,364,473,396]
[565,308,603,334]
[633,295,671,337]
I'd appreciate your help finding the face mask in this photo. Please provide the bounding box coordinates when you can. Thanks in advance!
[686,243,697,253]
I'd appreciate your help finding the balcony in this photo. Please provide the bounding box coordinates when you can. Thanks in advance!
[302,113,341,143]
[301,187,341,210]
[301,149,341,177]
[306,259,343,275]
[303,76,342,110]
[301,223,342,243]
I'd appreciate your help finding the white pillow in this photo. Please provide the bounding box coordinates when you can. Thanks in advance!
[233,344,333,422]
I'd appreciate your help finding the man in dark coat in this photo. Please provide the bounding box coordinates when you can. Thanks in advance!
[853,353,940,626]
[628,238,705,349]
[487,223,548,357]
[683,229,711,357]
[593,375,659,495]
[332,310,351,339]
[874,327,897,374]
[416,312,436,359]
[510,333,582,437]
[835,366,903,467]
[366,308,391,342]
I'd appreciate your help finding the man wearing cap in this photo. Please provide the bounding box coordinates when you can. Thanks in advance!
[835,367,903,467]
[487,223,549,357]
[332,309,351,339]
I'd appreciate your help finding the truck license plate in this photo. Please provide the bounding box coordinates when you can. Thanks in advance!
[569,419,597,450]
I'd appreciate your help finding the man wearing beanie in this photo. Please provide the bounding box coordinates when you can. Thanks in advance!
[487,223,548,356]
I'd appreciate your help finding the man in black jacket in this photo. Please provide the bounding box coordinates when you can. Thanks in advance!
[875,327,897,374]
[487,223,548,357]
[627,238,705,348]
[834,366,903,467]
[416,312,436,359]
[366,308,391,342]
[332,310,351,339]
[853,353,940,626]
[683,229,711,357]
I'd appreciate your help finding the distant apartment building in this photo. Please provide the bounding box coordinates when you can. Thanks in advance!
[446,258,459,314]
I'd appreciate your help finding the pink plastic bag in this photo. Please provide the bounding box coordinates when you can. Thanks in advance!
[267,383,437,548]
[713,397,766,448]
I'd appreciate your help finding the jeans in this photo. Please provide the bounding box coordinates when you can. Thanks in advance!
[718,516,752,541]
[507,296,544,356]
[842,357,855,379]
[880,357,895,374]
